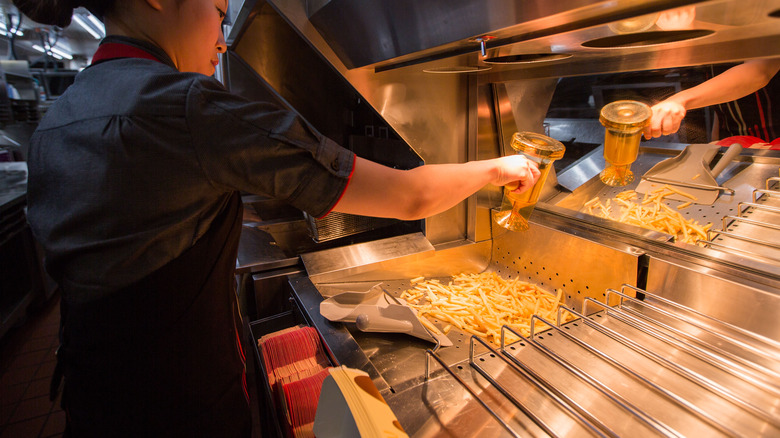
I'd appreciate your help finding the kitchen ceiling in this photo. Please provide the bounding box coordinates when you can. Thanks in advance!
[0,0,102,69]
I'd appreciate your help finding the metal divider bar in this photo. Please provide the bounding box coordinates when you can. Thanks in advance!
[465,336,577,438]
[619,284,780,352]
[738,202,780,216]
[583,297,780,396]
[557,305,780,427]
[704,228,780,251]
[526,315,741,437]
[424,349,522,438]
[752,189,780,203]
[608,288,780,364]
[494,332,619,437]
[767,177,780,190]
[499,324,681,438]
[721,215,780,232]
[697,238,780,263]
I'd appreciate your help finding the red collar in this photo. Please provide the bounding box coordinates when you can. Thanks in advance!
[91,42,163,64]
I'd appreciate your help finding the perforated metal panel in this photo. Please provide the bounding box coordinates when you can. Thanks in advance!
[488,220,639,312]
[555,147,757,226]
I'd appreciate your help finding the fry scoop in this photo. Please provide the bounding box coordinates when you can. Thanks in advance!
[635,143,741,204]
[320,284,452,347]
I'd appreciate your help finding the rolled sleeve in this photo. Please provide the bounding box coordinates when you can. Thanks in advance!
[186,77,354,218]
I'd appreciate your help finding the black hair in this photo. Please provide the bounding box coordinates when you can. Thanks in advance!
[12,0,114,27]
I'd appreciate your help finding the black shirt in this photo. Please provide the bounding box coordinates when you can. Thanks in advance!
[27,37,355,296]
[710,64,780,141]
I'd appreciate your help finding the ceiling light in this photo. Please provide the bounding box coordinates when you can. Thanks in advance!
[32,44,63,60]
[0,22,23,37]
[71,14,102,39]
[86,13,105,36]
[49,46,73,60]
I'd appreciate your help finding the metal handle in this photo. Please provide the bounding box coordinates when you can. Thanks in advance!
[640,175,735,194]
[753,189,780,203]
[709,143,742,177]
[722,215,780,232]
[355,313,412,333]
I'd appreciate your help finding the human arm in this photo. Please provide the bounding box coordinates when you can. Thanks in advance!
[187,78,538,220]
[333,155,540,220]
[643,58,780,139]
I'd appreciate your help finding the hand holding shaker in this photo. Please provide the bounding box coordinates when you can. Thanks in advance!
[599,100,652,186]
[493,132,565,231]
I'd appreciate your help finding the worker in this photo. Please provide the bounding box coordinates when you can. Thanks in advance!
[13,0,540,436]
[643,58,780,148]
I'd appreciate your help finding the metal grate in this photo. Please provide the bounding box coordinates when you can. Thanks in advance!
[702,176,780,263]
[304,211,399,242]
[424,284,780,437]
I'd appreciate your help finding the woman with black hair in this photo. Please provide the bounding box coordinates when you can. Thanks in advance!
[13,1,540,436]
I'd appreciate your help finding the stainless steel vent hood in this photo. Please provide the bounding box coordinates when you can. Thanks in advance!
[227,0,780,244]
[306,0,709,70]
[300,0,780,76]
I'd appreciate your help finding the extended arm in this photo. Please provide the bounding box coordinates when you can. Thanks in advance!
[333,155,540,220]
[644,58,780,139]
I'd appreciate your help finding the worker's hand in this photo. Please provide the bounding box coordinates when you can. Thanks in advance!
[494,154,541,194]
[644,100,686,139]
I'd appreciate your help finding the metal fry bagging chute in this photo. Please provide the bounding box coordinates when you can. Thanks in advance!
[320,284,453,347]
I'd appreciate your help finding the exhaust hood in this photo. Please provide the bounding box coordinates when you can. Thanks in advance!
[300,0,780,76]
[227,0,779,244]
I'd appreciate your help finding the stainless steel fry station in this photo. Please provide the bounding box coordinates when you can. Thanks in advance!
[225,1,780,436]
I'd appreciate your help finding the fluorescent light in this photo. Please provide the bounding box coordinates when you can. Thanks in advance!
[0,22,23,36]
[32,44,63,60]
[49,46,73,60]
[71,14,102,39]
[54,41,73,53]
[86,13,105,36]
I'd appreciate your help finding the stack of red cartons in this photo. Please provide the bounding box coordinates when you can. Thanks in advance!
[259,326,331,438]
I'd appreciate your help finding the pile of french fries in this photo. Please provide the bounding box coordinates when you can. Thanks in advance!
[583,186,712,245]
[401,272,572,346]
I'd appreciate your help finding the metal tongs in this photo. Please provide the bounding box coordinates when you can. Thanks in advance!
[320,284,452,348]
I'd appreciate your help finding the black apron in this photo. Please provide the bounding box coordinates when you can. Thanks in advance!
[55,191,251,437]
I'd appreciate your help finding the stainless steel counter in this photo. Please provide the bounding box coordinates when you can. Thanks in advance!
[553,143,780,230]
[281,164,780,435]
[287,223,780,436]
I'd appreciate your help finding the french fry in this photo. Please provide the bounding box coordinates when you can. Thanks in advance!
[584,197,600,208]
[583,187,712,245]
[419,315,443,335]
[401,273,572,346]
[664,184,698,201]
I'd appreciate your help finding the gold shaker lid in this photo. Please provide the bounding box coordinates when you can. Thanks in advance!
[600,100,652,131]
[511,131,565,160]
